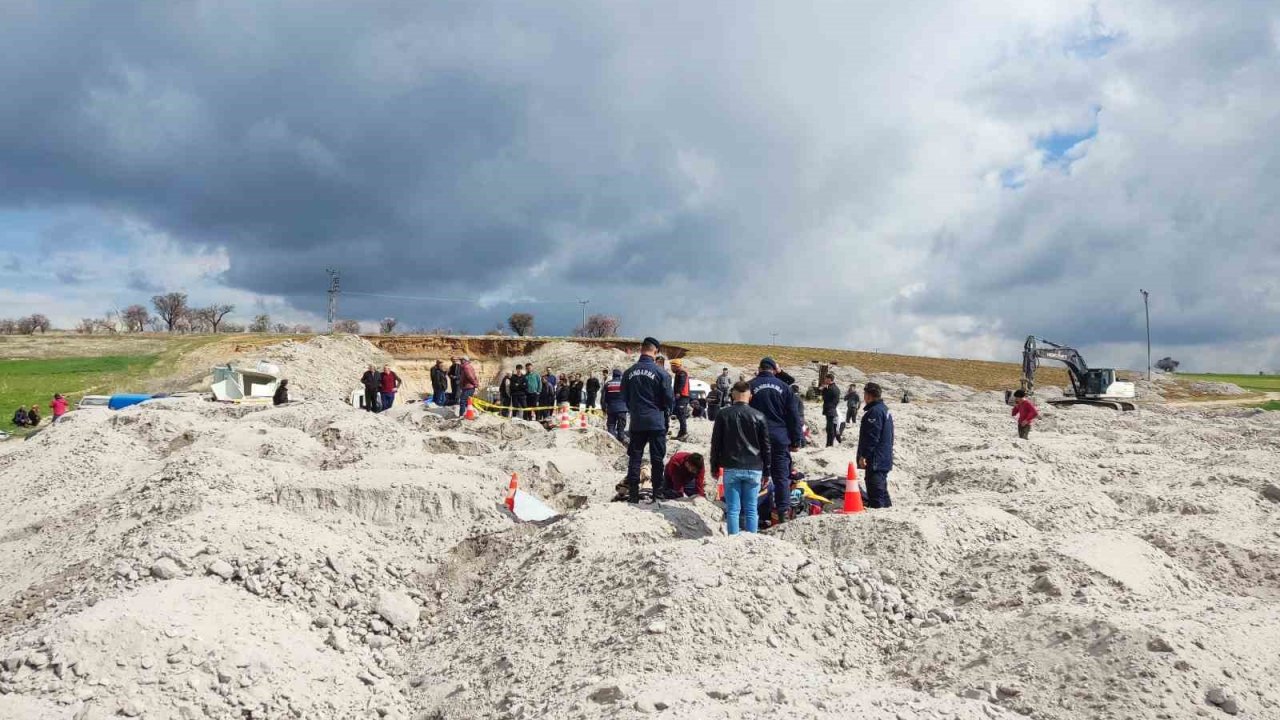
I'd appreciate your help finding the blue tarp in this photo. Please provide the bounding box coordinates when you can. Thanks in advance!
[108,394,153,410]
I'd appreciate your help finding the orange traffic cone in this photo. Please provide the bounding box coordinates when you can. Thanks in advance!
[837,462,864,514]
[558,405,571,430]
[578,412,588,430]
[464,397,477,420]
[716,468,725,501]
[504,473,518,511]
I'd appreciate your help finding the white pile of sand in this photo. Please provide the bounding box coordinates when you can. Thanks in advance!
[3,336,1280,720]
[257,334,392,401]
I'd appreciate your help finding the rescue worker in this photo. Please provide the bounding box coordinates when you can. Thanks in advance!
[603,368,628,441]
[663,451,705,498]
[749,358,803,523]
[622,338,674,502]
[857,382,895,508]
[671,359,691,441]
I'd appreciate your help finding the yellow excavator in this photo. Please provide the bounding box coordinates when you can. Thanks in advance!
[1009,335,1137,411]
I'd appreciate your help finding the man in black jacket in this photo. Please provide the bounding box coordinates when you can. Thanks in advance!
[447,358,461,405]
[821,373,841,447]
[508,366,528,419]
[710,381,771,534]
[430,360,448,406]
[586,372,602,409]
[360,364,380,412]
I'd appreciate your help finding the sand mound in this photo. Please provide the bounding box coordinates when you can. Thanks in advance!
[4,337,1280,720]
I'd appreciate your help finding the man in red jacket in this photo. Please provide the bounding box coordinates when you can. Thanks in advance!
[1011,390,1039,439]
[663,451,705,498]
[458,357,480,417]
[379,365,402,412]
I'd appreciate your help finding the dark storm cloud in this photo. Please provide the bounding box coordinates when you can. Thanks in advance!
[0,1,1276,367]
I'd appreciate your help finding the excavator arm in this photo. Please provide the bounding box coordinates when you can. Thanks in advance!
[1021,336,1089,397]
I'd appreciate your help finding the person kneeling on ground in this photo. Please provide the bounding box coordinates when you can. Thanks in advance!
[12,407,30,427]
[663,451,706,498]
[273,379,290,406]
[1011,389,1039,439]
[711,381,771,534]
[856,382,895,509]
[27,405,41,426]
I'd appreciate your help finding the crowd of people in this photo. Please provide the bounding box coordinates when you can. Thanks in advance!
[9,394,68,429]
[611,337,899,534]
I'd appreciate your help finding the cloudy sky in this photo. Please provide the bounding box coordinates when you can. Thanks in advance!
[1,1,1277,371]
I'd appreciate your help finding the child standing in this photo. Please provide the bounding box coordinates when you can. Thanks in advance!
[1011,390,1039,439]
[710,381,772,535]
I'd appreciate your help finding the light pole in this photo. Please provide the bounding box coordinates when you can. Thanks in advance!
[1140,289,1150,380]
[578,299,589,331]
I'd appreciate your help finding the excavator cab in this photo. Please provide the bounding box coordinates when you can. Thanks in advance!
[1019,336,1137,411]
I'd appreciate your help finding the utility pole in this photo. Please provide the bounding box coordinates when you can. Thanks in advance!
[578,299,589,331]
[770,332,779,346]
[1140,289,1150,380]
[327,268,340,332]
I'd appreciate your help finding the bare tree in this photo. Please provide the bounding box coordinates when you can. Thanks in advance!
[0,319,16,334]
[200,304,235,333]
[333,319,361,333]
[249,314,271,333]
[574,314,620,338]
[146,316,165,332]
[293,324,314,334]
[76,318,97,334]
[98,310,120,334]
[507,312,534,337]
[151,293,188,332]
[222,322,246,333]
[29,314,50,333]
[122,305,150,333]
[379,317,398,334]
[1155,357,1180,373]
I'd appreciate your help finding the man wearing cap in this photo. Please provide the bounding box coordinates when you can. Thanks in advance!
[749,357,803,522]
[622,337,674,502]
[671,359,691,441]
[857,382,895,508]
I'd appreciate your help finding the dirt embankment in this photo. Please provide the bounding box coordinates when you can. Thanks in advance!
[363,335,688,362]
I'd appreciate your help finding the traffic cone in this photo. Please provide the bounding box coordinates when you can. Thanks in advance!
[464,397,477,420]
[716,468,725,501]
[837,462,864,514]
[558,405,571,430]
[504,473,518,511]
[578,412,588,430]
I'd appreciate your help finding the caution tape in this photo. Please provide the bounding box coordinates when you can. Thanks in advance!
[470,396,606,417]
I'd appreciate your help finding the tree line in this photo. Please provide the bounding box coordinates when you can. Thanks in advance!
[0,294,622,338]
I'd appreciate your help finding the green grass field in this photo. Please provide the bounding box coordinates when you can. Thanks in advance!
[0,355,158,431]
[1181,373,1280,392]
[1255,400,1280,412]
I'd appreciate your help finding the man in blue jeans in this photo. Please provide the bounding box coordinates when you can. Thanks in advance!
[622,337,673,502]
[856,382,895,508]
[749,357,803,523]
[710,381,771,534]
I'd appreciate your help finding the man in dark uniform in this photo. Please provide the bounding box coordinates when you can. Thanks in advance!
[622,337,674,503]
[749,357,803,522]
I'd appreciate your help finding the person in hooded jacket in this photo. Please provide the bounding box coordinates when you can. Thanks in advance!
[273,379,290,406]
[622,338,674,502]
[603,368,628,441]
[749,358,803,522]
